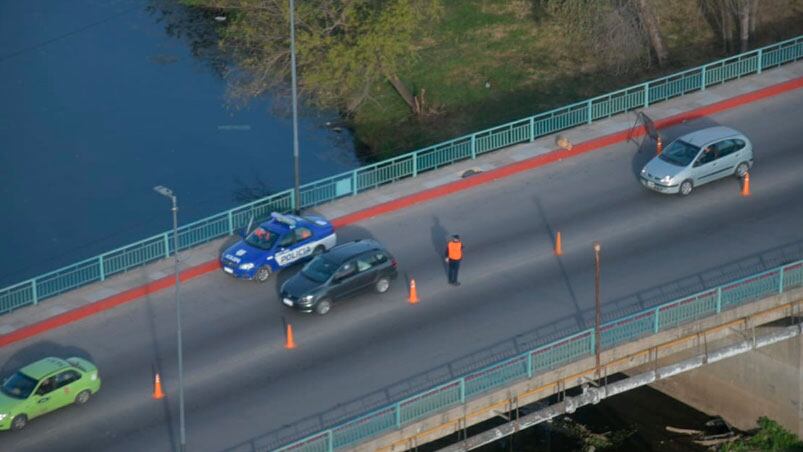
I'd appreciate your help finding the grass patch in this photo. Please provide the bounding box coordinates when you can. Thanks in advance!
[352,0,802,161]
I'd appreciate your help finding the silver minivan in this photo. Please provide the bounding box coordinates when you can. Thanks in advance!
[640,126,753,196]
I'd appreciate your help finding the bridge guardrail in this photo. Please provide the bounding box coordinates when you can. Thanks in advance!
[274,259,803,452]
[1,35,801,314]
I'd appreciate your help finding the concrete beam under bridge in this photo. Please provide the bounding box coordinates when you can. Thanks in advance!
[351,287,803,452]
[634,319,803,438]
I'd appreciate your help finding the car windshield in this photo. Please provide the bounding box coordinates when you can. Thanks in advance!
[302,256,338,283]
[659,140,699,167]
[1,371,38,399]
[245,227,278,251]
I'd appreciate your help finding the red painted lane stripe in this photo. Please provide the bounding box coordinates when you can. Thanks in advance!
[2,76,800,347]
[333,76,803,226]
[0,260,220,347]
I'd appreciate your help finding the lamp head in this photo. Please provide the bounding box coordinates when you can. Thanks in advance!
[154,185,174,198]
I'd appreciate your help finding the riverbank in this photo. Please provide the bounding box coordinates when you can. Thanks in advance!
[353,0,803,160]
[184,0,803,161]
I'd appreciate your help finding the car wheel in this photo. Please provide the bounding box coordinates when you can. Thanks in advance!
[75,390,91,405]
[315,299,332,315]
[679,180,693,196]
[11,414,27,431]
[735,162,749,178]
[255,266,271,282]
[312,245,325,257]
[375,277,391,293]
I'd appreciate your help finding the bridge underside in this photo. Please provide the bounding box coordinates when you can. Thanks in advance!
[640,318,803,439]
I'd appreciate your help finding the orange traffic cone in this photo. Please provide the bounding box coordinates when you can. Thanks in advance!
[741,172,751,197]
[408,279,420,304]
[285,323,297,349]
[656,136,663,155]
[554,231,563,256]
[152,373,165,400]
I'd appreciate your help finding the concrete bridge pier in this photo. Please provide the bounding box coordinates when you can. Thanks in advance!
[641,320,803,437]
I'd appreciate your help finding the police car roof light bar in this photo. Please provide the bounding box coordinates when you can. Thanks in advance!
[271,212,297,227]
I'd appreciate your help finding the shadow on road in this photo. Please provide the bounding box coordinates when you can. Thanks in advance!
[0,342,94,376]
[430,216,449,280]
[534,196,585,330]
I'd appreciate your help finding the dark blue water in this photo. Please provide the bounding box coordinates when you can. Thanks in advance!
[0,1,359,287]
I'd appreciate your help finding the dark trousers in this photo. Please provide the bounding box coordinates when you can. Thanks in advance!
[448,259,461,284]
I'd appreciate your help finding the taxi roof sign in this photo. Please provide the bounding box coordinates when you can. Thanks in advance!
[271,212,297,227]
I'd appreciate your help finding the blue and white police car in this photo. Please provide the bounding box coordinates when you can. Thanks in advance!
[220,213,337,282]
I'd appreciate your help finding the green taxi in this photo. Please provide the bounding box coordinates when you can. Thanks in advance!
[0,357,101,431]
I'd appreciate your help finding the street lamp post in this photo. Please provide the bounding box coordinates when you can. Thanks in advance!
[289,0,301,214]
[154,185,186,452]
[593,241,602,378]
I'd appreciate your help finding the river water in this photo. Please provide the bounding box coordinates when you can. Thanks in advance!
[0,0,359,287]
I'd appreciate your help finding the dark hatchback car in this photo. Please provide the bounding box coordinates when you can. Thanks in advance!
[280,239,398,315]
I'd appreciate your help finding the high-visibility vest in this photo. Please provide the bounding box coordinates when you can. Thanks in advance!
[448,241,463,260]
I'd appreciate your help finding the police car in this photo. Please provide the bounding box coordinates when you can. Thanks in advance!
[220,213,337,282]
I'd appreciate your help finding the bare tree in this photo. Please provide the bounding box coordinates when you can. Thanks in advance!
[541,0,651,74]
[632,0,669,67]
[698,0,756,53]
[736,0,753,52]
[749,0,758,34]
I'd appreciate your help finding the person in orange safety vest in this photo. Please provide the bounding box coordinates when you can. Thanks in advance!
[444,234,464,286]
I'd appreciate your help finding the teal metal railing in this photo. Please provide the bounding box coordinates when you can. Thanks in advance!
[273,260,803,452]
[1,35,801,314]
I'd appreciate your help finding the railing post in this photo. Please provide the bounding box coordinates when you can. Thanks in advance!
[227,210,234,235]
[529,116,535,142]
[654,307,660,333]
[586,100,592,124]
[701,66,707,90]
[99,256,105,282]
[289,189,296,211]
[470,134,477,160]
[395,402,401,428]
[327,430,334,452]
[163,233,171,259]
[459,377,466,403]
[643,82,650,108]
[412,152,418,177]
[716,287,722,313]
[757,48,763,73]
[352,170,358,196]
[779,267,785,293]
[589,329,595,355]
[31,279,38,306]
[527,352,533,378]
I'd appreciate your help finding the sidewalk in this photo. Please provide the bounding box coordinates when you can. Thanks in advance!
[2,61,802,341]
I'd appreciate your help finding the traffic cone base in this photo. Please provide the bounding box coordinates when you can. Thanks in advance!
[408,279,419,304]
[554,231,563,256]
[285,323,297,349]
[741,172,751,197]
[152,373,165,400]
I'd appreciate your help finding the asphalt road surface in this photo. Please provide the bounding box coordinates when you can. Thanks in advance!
[1,90,802,452]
